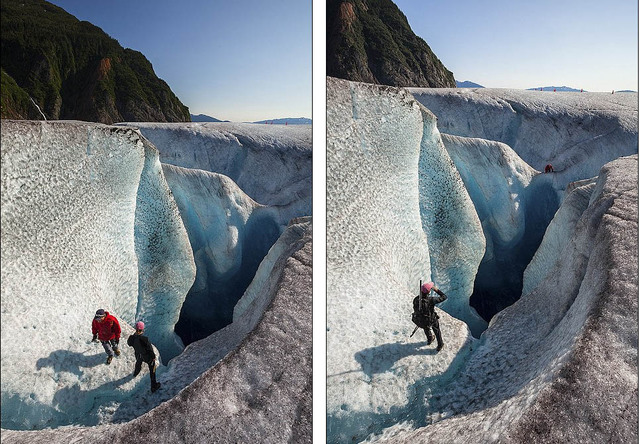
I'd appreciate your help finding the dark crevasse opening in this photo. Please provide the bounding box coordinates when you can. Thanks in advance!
[470,179,560,322]
[175,213,281,345]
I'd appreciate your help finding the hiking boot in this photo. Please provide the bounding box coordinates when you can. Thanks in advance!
[114,348,121,357]
[426,336,434,345]
[106,355,113,365]
[133,368,140,377]
[436,344,444,352]
[151,383,161,393]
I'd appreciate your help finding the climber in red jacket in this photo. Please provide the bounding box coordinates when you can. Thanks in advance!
[92,309,122,365]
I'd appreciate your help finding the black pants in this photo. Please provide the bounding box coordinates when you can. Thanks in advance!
[423,320,443,348]
[135,358,158,387]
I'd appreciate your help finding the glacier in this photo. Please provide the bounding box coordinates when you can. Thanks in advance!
[1,120,312,441]
[412,87,638,322]
[327,77,637,443]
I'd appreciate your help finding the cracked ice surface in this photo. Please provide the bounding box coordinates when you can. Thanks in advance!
[118,122,312,224]
[1,121,195,430]
[327,77,479,442]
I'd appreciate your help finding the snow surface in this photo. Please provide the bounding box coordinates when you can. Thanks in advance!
[327,77,477,443]
[117,122,312,224]
[1,121,195,430]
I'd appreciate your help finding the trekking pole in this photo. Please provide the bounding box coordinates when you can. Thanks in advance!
[409,325,419,338]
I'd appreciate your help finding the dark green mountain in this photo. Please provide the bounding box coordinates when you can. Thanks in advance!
[1,0,190,123]
[327,0,455,88]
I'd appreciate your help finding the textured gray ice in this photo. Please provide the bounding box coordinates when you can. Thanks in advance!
[1,120,312,441]
[117,122,312,224]
[327,78,477,442]
[1,121,195,430]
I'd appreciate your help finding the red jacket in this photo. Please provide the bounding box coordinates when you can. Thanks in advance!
[92,312,121,341]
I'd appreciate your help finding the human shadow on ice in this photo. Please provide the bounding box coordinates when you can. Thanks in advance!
[36,349,105,377]
[354,341,438,377]
[51,373,135,426]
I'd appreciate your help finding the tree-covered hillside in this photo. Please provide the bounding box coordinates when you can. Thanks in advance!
[327,0,455,88]
[1,0,191,123]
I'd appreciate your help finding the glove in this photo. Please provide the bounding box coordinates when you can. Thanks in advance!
[92,334,99,343]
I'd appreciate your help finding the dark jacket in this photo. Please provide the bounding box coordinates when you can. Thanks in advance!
[92,312,121,341]
[127,333,156,363]
[412,289,447,326]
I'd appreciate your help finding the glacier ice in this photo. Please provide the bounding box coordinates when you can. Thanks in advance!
[327,78,637,443]
[327,77,479,443]
[1,119,313,440]
[379,155,638,443]
[408,87,638,194]
[1,121,195,430]
[117,122,312,224]
[1,218,313,443]
[161,164,282,343]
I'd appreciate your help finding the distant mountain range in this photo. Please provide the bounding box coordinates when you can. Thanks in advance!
[252,117,311,125]
[1,0,190,123]
[327,0,455,88]
[190,114,226,122]
[456,80,484,88]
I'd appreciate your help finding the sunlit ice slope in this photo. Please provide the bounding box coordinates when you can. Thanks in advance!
[326,77,485,443]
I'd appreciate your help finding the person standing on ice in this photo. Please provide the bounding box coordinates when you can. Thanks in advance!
[92,308,121,365]
[412,282,447,351]
[127,321,161,393]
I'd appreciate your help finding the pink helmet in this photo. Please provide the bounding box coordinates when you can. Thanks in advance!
[421,282,434,293]
[135,321,145,331]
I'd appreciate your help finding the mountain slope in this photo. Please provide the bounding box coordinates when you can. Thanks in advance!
[1,0,190,123]
[327,0,455,88]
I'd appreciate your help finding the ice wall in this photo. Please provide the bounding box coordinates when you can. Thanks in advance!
[417,121,487,336]
[327,77,478,442]
[118,122,312,224]
[1,219,313,443]
[161,164,282,343]
[1,121,195,430]
[408,88,638,193]
[378,155,638,443]
[439,133,555,320]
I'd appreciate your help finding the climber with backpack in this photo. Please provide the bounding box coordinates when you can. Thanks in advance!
[127,321,161,393]
[411,281,448,352]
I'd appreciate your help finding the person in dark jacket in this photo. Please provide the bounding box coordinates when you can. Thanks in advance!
[412,281,448,351]
[92,309,121,365]
[127,321,161,392]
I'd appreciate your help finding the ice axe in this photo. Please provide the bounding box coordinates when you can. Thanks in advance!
[409,279,423,338]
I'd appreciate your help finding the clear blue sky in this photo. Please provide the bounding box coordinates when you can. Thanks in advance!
[49,0,311,122]
[393,0,638,92]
